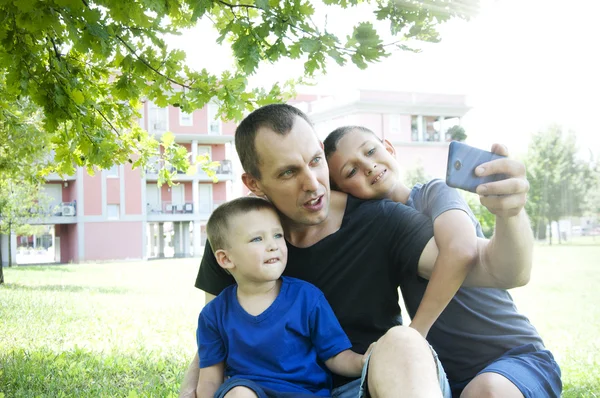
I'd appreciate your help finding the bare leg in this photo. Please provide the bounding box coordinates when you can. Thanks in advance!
[224,386,259,398]
[368,326,442,398]
[461,373,523,398]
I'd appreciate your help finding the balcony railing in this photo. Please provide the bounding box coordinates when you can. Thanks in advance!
[147,202,194,215]
[145,159,233,177]
[30,201,77,217]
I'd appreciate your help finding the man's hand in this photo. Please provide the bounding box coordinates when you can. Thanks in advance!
[475,143,529,218]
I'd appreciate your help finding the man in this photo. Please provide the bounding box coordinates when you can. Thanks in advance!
[181,104,534,398]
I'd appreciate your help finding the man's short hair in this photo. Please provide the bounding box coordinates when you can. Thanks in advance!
[206,196,279,252]
[235,104,313,180]
[323,125,377,159]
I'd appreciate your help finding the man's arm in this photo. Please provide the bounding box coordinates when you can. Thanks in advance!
[179,292,216,398]
[418,144,533,289]
[410,209,477,337]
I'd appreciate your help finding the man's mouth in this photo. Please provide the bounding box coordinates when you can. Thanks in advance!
[264,258,279,264]
[372,169,387,185]
[304,196,322,207]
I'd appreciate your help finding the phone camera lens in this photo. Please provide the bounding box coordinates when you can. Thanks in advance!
[454,160,462,170]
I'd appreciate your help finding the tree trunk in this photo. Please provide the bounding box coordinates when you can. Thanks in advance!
[7,223,12,267]
[548,218,553,245]
[0,239,4,284]
[557,219,562,244]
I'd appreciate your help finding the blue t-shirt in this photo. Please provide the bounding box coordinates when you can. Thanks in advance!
[403,179,545,383]
[197,276,352,396]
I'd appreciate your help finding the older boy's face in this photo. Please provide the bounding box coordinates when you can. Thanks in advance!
[327,130,400,200]
[248,116,330,227]
[226,208,288,284]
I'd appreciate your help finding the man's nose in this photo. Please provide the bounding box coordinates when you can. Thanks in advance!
[303,169,319,192]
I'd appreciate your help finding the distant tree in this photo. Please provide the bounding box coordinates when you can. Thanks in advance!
[404,162,431,187]
[0,0,479,184]
[0,177,48,282]
[463,192,495,238]
[447,125,467,142]
[524,125,594,244]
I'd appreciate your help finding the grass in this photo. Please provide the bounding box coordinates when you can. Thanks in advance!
[1,237,599,397]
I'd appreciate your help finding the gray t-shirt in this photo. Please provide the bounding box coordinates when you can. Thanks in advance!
[402,179,545,383]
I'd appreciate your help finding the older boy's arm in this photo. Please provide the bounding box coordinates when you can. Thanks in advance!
[417,145,533,289]
[179,292,216,398]
[197,362,224,398]
[473,144,534,288]
[410,209,477,337]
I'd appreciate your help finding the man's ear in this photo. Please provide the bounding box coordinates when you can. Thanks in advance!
[242,172,266,198]
[215,249,235,272]
[383,139,396,156]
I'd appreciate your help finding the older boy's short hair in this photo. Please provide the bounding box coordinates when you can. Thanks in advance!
[323,125,377,159]
[206,196,279,252]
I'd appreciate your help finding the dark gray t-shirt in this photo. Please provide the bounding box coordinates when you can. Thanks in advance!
[402,179,545,383]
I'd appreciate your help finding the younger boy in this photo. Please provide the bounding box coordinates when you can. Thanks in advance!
[324,126,561,397]
[197,196,368,398]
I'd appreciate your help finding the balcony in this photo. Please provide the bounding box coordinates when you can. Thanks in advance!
[146,201,215,222]
[145,159,234,182]
[26,201,78,225]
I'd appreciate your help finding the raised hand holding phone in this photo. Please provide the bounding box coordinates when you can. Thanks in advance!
[446,142,529,218]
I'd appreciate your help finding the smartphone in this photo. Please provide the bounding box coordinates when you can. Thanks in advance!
[446,141,507,193]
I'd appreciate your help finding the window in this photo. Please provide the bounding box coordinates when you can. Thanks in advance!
[180,109,193,126]
[411,115,420,141]
[107,204,120,220]
[207,103,221,134]
[148,101,167,133]
[424,116,440,142]
[106,165,119,177]
[443,117,461,141]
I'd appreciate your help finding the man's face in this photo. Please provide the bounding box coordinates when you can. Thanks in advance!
[327,130,401,200]
[245,116,330,227]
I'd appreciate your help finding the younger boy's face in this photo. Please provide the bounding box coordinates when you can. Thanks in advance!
[327,130,401,200]
[223,208,288,285]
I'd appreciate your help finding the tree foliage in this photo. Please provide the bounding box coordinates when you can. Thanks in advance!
[0,0,478,183]
[447,125,466,142]
[524,125,594,244]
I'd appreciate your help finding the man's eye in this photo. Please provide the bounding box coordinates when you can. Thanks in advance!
[347,168,357,178]
[310,157,321,166]
[274,233,283,239]
[250,237,262,243]
[367,148,376,156]
[280,170,293,178]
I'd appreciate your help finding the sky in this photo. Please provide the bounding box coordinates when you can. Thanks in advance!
[167,0,600,159]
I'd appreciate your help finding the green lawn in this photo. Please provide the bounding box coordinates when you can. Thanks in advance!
[1,238,599,397]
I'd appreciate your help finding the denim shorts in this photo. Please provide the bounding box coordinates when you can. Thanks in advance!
[332,345,451,398]
[449,344,562,398]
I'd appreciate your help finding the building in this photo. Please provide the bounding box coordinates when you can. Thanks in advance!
[1,90,469,266]
[304,90,470,179]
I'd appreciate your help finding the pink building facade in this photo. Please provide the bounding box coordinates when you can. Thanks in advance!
[304,90,470,180]
[1,90,469,265]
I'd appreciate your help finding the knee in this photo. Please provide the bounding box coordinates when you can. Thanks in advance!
[378,325,425,350]
[461,373,523,398]
[224,386,258,398]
